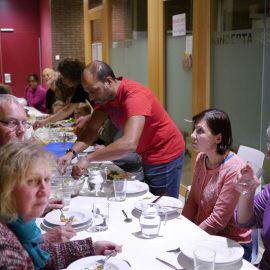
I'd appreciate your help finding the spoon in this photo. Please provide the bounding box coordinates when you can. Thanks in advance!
[121,210,132,223]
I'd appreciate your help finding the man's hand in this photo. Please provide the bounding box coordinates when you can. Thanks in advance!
[42,223,76,243]
[71,157,90,179]
[33,119,47,130]
[43,198,64,216]
[93,241,122,255]
[57,152,73,175]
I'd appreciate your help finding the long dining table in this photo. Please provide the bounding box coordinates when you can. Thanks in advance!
[37,184,258,270]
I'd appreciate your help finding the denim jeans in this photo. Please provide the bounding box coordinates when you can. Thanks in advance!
[241,242,252,262]
[142,153,184,198]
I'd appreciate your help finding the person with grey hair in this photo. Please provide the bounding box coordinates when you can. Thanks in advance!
[234,126,270,269]
[0,140,121,269]
[0,94,76,243]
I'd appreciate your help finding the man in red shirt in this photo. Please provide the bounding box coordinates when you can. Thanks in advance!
[58,61,185,198]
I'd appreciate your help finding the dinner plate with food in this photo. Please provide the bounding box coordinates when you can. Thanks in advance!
[44,210,92,228]
[67,256,131,270]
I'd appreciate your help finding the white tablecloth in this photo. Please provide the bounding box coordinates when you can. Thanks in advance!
[38,193,258,270]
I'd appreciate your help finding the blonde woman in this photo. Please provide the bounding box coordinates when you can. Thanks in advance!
[0,141,121,269]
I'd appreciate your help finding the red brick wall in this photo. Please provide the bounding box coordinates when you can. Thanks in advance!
[51,0,85,69]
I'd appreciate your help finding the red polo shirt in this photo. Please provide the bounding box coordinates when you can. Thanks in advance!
[97,77,185,165]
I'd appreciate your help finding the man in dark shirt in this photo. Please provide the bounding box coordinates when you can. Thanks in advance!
[33,59,90,130]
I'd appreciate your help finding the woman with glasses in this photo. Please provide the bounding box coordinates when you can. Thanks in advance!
[234,126,270,269]
[0,140,121,269]
[25,74,46,112]
[182,109,252,261]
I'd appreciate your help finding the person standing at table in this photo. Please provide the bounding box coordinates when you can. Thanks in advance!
[234,126,270,270]
[25,74,46,112]
[33,59,90,129]
[182,109,252,261]
[0,94,76,243]
[58,60,185,198]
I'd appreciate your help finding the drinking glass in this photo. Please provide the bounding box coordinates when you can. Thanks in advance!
[140,203,161,238]
[193,246,216,270]
[93,202,109,231]
[113,179,127,201]
[58,187,72,211]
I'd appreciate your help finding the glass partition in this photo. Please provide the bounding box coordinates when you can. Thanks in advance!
[165,0,193,187]
[109,0,148,86]
[211,0,270,183]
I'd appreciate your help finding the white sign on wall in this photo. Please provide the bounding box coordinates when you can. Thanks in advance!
[172,13,186,37]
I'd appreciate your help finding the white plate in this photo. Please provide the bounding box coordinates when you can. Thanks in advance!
[44,210,92,227]
[67,256,131,270]
[41,220,92,232]
[134,196,183,213]
[180,236,244,265]
[126,181,149,194]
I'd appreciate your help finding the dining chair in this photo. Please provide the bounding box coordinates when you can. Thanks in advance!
[237,145,265,264]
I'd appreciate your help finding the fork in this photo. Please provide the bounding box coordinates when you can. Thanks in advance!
[166,247,181,253]
[59,208,65,221]
[96,251,115,265]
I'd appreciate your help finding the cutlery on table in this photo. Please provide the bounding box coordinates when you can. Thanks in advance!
[59,208,66,220]
[151,193,165,203]
[96,250,116,265]
[166,247,181,253]
[156,257,184,270]
[121,210,132,223]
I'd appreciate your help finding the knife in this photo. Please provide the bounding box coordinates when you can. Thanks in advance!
[156,257,184,270]
[151,194,165,203]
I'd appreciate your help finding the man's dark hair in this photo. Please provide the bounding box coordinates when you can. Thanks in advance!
[192,108,233,155]
[85,60,116,83]
[58,58,85,85]
[28,74,39,82]
[0,84,11,94]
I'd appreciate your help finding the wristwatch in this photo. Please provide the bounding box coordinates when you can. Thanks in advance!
[65,148,78,159]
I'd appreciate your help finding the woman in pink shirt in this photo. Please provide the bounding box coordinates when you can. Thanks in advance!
[182,109,252,261]
[25,74,46,112]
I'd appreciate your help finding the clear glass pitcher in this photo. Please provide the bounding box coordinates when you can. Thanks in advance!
[139,203,161,238]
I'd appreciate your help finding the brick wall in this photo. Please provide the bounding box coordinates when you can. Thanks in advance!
[51,0,85,69]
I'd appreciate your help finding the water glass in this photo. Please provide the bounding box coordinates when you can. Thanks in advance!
[139,203,164,238]
[193,246,216,270]
[58,187,72,211]
[93,202,109,231]
[113,179,127,201]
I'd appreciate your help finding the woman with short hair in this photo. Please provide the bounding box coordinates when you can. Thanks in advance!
[0,140,121,269]
[182,109,252,261]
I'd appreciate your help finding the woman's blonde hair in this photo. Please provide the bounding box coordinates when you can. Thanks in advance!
[0,140,54,221]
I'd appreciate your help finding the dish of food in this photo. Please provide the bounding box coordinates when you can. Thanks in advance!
[107,170,129,180]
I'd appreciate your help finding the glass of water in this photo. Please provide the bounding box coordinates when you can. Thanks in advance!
[93,202,109,231]
[113,179,127,201]
[58,187,72,211]
[193,246,216,270]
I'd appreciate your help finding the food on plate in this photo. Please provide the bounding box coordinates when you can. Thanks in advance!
[107,170,129,180]
[60,215,76,223]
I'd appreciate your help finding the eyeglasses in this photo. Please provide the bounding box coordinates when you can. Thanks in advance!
[0,119,31,130]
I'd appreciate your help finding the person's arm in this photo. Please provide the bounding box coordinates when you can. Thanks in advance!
[57,109,107,173]
[236,185,270,228]
[199,170,241,234]
[71,115,145,178]
[33,103,77,130]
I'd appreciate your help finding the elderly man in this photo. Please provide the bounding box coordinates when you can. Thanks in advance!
[0,94,76,242]
[58,61,185,198]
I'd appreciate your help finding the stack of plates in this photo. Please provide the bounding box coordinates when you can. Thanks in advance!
[180,236,244,266]
[43,210,92,231]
